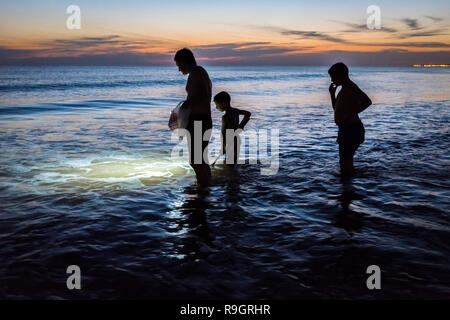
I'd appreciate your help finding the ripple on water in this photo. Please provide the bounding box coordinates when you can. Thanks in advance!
[1,67,449,298]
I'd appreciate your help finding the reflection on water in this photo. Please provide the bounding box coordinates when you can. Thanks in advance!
[333,184,364,235]
[0,67,449,299]
[31,155,190,189]
[177,186,214,260]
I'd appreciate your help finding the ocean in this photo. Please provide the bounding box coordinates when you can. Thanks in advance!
[0,66,449,298]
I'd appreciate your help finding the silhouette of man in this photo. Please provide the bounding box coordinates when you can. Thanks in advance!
[174,48,212,185]
[328,63,372,178]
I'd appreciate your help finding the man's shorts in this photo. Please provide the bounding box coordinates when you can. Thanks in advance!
[337,122,365,160]
[186,113,212,165]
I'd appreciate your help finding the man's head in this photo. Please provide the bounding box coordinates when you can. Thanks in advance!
[214,91,231,112]
[328,62,349,85]
[174,48,197,75]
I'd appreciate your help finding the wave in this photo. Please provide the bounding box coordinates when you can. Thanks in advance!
[0,79,185,92]
[0,98,177,115]
[0,73,326,93]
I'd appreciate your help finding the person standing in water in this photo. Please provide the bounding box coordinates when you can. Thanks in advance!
[174,48,212,186]
[328,62,372,178]
[213,91,251,166]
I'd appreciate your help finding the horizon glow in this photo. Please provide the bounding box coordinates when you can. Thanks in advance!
[0,0,449,65]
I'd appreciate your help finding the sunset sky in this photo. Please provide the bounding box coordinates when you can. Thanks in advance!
[1,0,449,65]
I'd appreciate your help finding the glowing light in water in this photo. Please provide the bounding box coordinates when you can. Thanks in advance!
[28,155,192,190]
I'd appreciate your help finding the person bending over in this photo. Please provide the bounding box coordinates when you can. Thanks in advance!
[175,48,213,185]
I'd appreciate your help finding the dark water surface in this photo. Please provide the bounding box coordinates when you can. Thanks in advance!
[0,66,449,299]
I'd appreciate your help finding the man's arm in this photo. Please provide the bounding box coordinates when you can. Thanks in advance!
[355,87,372,113]
[329,83,337,110]
[180,73,196,110]
[185,70,201,107]
[237,109,251,129]
[333,91,345,125]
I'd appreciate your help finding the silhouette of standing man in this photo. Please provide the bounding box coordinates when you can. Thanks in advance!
[174,48,212,186]
[328,63,372,178]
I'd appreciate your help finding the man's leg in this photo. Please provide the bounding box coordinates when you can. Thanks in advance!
[339,143,354,178]
[193,129,211,186]
[340,157,354,178]
[188,119,212,186]
[191,164,211,186]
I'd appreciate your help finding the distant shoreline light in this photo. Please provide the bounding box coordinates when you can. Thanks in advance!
[412,64,450,67]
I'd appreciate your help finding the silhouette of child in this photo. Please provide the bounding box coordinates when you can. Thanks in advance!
[213,91,251,166]
[328,63,372,178]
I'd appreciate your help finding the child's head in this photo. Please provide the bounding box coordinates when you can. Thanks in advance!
[328,62,349,85]
[214,91,231,112]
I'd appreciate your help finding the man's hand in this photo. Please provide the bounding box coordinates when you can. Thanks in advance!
[329,83,337,96]
[329,83,338,110]
[180,100,189,110]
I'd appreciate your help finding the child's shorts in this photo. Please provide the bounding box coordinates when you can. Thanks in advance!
[337,122,365,160]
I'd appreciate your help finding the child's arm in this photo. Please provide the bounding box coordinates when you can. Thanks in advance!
[237,109,251,129]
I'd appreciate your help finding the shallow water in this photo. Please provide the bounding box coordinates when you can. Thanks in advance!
[0,66,449,299]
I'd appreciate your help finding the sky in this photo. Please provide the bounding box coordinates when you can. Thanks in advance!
[0,0,449,66]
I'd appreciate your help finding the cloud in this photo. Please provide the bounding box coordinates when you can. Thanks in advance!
[425,16,443,22]
[0,46,172,65]
[253,25,350,43]
[280,30,349,43]
[312,50,450,66]
[1,45,450,66]
[194,42,270,50]
[0,34,177,65]
[0,41,300,66]
[397,29,446,39]
[47,35,142,48]
[374,41,450,48]
[401,18,421,30]
[338,22,397,33]
[1,32,449,67]
[198,49,450,66]
[277,27,450,48]
[38,35,160,56]
[336,20,447,40]
[191,42,302,62]
[0,47,36,60]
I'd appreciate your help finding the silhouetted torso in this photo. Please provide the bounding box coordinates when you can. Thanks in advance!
[334,81,365,127]
[186,66,212,115]
[222,107,240,130]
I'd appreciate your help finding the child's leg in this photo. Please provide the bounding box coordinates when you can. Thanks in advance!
[225,136,238,165]
[234,135,241,165]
